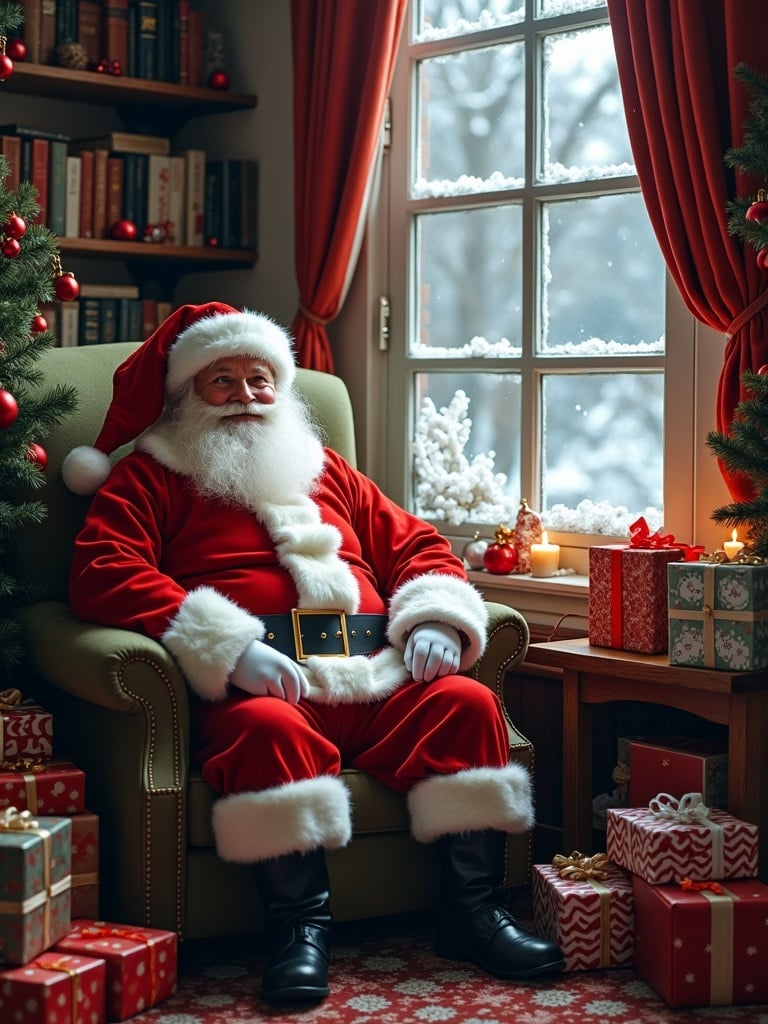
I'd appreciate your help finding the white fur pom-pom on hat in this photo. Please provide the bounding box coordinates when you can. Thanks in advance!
[61,302,298,495]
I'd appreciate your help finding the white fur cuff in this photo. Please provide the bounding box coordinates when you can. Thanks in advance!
[162,586,264,700]
[212,776,352,862]
[407,764,534,842]
[387,574,488,669]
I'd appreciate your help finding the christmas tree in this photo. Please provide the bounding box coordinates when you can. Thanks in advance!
[0,0,79,681]
[724,62,768,269]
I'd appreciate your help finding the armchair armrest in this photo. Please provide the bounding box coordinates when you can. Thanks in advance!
[16,600,190,933]
[470,601,530,701]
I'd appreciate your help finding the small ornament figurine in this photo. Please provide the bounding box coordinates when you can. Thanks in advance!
[512,497,543,575]
[462,532,489,570]
[56,41,89,70]
[483,523,519,575]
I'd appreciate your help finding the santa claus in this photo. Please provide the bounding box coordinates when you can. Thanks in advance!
[63,302,563,1002]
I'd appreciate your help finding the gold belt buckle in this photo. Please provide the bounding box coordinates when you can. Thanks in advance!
[290,609,350,661]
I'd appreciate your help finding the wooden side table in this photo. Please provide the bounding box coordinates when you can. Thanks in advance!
[524,637,768,878]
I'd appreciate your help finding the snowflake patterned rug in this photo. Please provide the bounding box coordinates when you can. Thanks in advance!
[126,913,768,1024]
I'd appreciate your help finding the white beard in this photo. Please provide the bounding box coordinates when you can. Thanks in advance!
[165,385,326,508]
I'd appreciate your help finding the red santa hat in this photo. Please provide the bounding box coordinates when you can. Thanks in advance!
[62,302,297,495]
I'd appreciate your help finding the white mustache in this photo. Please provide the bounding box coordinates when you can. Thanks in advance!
[218,403,269,419]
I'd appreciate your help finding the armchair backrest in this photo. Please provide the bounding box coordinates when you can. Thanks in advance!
[15,341,358,603]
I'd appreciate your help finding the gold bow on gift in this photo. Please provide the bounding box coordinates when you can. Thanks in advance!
[552,850,611,881]
[0,756,45,773]
[0,688,22,710]
[0,806,39,830]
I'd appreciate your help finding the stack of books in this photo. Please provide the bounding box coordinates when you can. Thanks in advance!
[46,283,173,347]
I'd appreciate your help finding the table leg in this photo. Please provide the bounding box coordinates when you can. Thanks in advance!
[561,667,593,854]
[728,690,768,881]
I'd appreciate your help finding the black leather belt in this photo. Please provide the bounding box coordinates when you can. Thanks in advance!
[260,610,388,661]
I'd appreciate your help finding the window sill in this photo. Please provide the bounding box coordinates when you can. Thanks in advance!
[467,569,590,634]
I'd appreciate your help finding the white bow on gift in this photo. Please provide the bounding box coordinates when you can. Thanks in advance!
[648,791,712,824]
[0,805,39,830]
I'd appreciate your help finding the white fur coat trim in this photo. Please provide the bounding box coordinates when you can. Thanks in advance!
[388,574,488,669]
[212,775,352,862]
[407,764,534,842]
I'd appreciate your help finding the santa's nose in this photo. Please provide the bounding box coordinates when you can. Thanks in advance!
[230,380,276,405]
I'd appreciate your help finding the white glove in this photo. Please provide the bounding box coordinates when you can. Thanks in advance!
[404,621,461,683]
[230,639,309,705]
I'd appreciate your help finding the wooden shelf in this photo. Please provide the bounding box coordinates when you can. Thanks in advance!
[57,237,257,268]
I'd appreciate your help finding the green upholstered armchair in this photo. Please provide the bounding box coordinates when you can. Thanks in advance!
[11,341,533,940]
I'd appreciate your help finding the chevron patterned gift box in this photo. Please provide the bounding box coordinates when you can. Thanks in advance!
[532,857,634,971]
[606,794,758,885]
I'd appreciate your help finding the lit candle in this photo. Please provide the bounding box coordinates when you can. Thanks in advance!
[723,529,744,561]
[530,531,560,577]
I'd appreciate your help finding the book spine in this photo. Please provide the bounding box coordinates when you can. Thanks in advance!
[167,154,185,245]
[141,297,158,336]
[77,297,101,346]
[101,298,118,343]
[174,0,189,85]
[91,148,109,239]
[133,0,158,80]
[64,154,81,237]
[40,0,57,64]
[181,148,205,247]
[240,160,259,251]
[224,158,241,249]
[47,139,68,235]
[102,0,129,71]
[19,0,42,64]
[155,0,172,81]
[127,298,143,340]
[187,7,204,87]
[0,135,22,193]
[55,0,77,46]
[58,299,80,347]
[106,155,124,233]
[76,0,101,67]
[30,137,50,226]
[204,160,223,247]
[146,153,170,230]
[79,148,94,237]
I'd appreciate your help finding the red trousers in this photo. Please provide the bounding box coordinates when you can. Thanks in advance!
[192,675,510,796]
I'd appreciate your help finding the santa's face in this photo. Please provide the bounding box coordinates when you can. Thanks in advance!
[193,356,277,418]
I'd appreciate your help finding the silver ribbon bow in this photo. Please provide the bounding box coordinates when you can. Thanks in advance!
[648,791,711,824]
[0,805,39,830]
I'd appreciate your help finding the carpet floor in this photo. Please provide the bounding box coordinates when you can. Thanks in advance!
[127,910,768,1024]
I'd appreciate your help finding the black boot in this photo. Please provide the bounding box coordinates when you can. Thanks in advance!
[434,830,564,981]
[252,848,332,1002]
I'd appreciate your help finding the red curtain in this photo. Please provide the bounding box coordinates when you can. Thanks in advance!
[607,0,768,499]
[290,0,407,372]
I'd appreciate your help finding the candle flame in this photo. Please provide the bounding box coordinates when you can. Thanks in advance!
[732,529,738,542]
[542,530,548,545]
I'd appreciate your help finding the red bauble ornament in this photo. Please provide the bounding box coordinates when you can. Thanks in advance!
[110,59,122,75]
[207,68,230,91]
[110,218,138,240]
[3,213,27,239]
[758,365,768,376]
[7,38,26,62]
[746,201,768,224]
[96,58,109,72]
[482,524,519,575]
[30,314,48,333]
[0,54,13,80]
[54,271,80,301]
[0,387,19,428]
[27,442,48,470]
[1,236,21,257]
[757,249,768,272]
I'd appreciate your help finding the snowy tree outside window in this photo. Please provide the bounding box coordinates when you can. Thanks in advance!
[386,0,667,537]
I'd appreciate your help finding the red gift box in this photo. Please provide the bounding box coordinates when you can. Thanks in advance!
[606,797,758,885]
[70,812,99,920]
[54,919,177,1021]
[633,875,768,1008]
[532,860,634,971]
[589,544,684,654]
[627,735,728,810]
[0,698,53,760]
[0,759,86,816]
[0,951,106,1023]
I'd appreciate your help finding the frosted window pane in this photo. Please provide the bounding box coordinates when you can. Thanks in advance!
[538,0,606,16]
[413,372,521,524]
[414,207,523,355]
[417,0,524,39]
[416,43,525,188]
[541,373,663,513]
[541,26,633,183]
[540,195,665,354]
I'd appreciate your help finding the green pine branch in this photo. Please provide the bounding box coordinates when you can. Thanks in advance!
[724,63,768,254]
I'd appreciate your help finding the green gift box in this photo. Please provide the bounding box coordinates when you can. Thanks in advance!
[0,810,71,965]
[667,561,768,671]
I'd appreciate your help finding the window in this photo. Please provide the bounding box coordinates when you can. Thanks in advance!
[384,0,668,539]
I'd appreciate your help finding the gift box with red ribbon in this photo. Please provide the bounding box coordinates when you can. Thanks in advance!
[0,809,71,966]
[606,794,758,885]
[0,951,106,1023]
[0,759,86,816]
[70,812,99,920]
[633,874,768,1008]
[53,919,177,1021]
[532,856,634,971]
[0,691,53,760]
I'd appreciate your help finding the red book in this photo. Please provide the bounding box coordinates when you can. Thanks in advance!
[102,0,129,70]
[141,297,158,336]
[176,0,189,85]
[30,136,50,225]
[91,147,109,239]
[77,0,102,67]
[79,147,94,237]
[0,134,21,192]
[187,7,204,87]
[106,154,124,231]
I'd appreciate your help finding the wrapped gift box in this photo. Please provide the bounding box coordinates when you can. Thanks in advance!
[532,860,634,971]
[54,919,177,1021]
[0,951,106,1023]
[0,812,71,966]
[668,561,768,671]
[606,801,758,884]
[626,735,728,811]
[0,759,86,816]
[633,875,768,1008]
[589,545,684,654]
[0,698,53,760]
[70,812,99,920]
